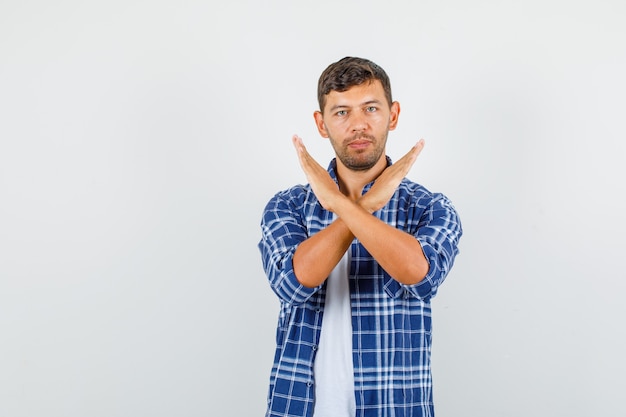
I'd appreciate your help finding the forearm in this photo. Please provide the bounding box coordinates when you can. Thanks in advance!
[334,197,429,285]
[293,218,354,288]
[290,136,430,286]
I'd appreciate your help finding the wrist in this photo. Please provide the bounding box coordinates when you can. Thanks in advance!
[356,194,380,214]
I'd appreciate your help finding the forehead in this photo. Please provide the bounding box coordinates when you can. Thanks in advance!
[323,80,388,111]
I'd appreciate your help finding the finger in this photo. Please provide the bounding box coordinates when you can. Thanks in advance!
[410,139,425,157]
[414,138,425,154]
[404,139,426,165]
[292,134,304,153]
[293,134,315,161]
[292,135,324,179]
[292,135,310,167]
[389,140,423,177]
[398,139,423,160]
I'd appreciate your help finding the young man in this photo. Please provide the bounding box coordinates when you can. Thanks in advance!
[259,57,462,417]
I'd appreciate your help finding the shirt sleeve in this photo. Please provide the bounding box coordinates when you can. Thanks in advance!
[258,190,322,305]
[407,193,463,300]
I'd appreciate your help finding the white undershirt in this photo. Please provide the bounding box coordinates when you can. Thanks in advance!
[312,250,356,417]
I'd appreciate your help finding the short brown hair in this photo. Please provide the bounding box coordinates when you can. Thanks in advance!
[317,57,393,112]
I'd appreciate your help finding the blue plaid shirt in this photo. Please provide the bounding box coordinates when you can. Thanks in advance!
[259,157,462,417]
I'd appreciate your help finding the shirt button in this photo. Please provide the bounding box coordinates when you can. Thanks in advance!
[307,381,313,387]
[312,345,317,351]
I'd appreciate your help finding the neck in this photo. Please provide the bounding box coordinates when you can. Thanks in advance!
[336,156,388,201]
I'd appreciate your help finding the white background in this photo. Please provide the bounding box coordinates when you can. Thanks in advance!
[1,1,625,416]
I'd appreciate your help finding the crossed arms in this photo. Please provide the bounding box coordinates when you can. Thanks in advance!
[291,136,429,288]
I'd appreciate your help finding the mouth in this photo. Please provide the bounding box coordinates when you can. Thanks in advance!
[346,134,375,150]
[348,140,372,150]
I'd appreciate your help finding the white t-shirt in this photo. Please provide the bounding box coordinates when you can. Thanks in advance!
[312,250,356,417]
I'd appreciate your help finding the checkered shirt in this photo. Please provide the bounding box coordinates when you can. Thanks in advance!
[259,157,462,417]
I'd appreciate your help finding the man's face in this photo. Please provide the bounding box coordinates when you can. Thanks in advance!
[314,80,400,172]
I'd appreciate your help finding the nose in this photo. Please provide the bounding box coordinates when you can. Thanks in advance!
[350,111,367,132]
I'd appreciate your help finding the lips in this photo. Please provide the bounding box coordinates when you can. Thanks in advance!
[346,134,375,149]
[348,139,372,149]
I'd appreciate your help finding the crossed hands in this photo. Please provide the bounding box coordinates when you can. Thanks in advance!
[292,135,425,213]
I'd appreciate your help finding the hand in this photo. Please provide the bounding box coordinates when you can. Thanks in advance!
[292,135,345,211]
[359,139,425,213]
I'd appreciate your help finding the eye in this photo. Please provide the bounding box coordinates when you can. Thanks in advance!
[336,110,347,116]
[366,106,377,112]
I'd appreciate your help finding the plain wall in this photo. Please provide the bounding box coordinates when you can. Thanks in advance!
[1,0,625,416]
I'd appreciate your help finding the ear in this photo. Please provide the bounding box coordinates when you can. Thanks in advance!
[313,111,329,138]
[388,101,401,131]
